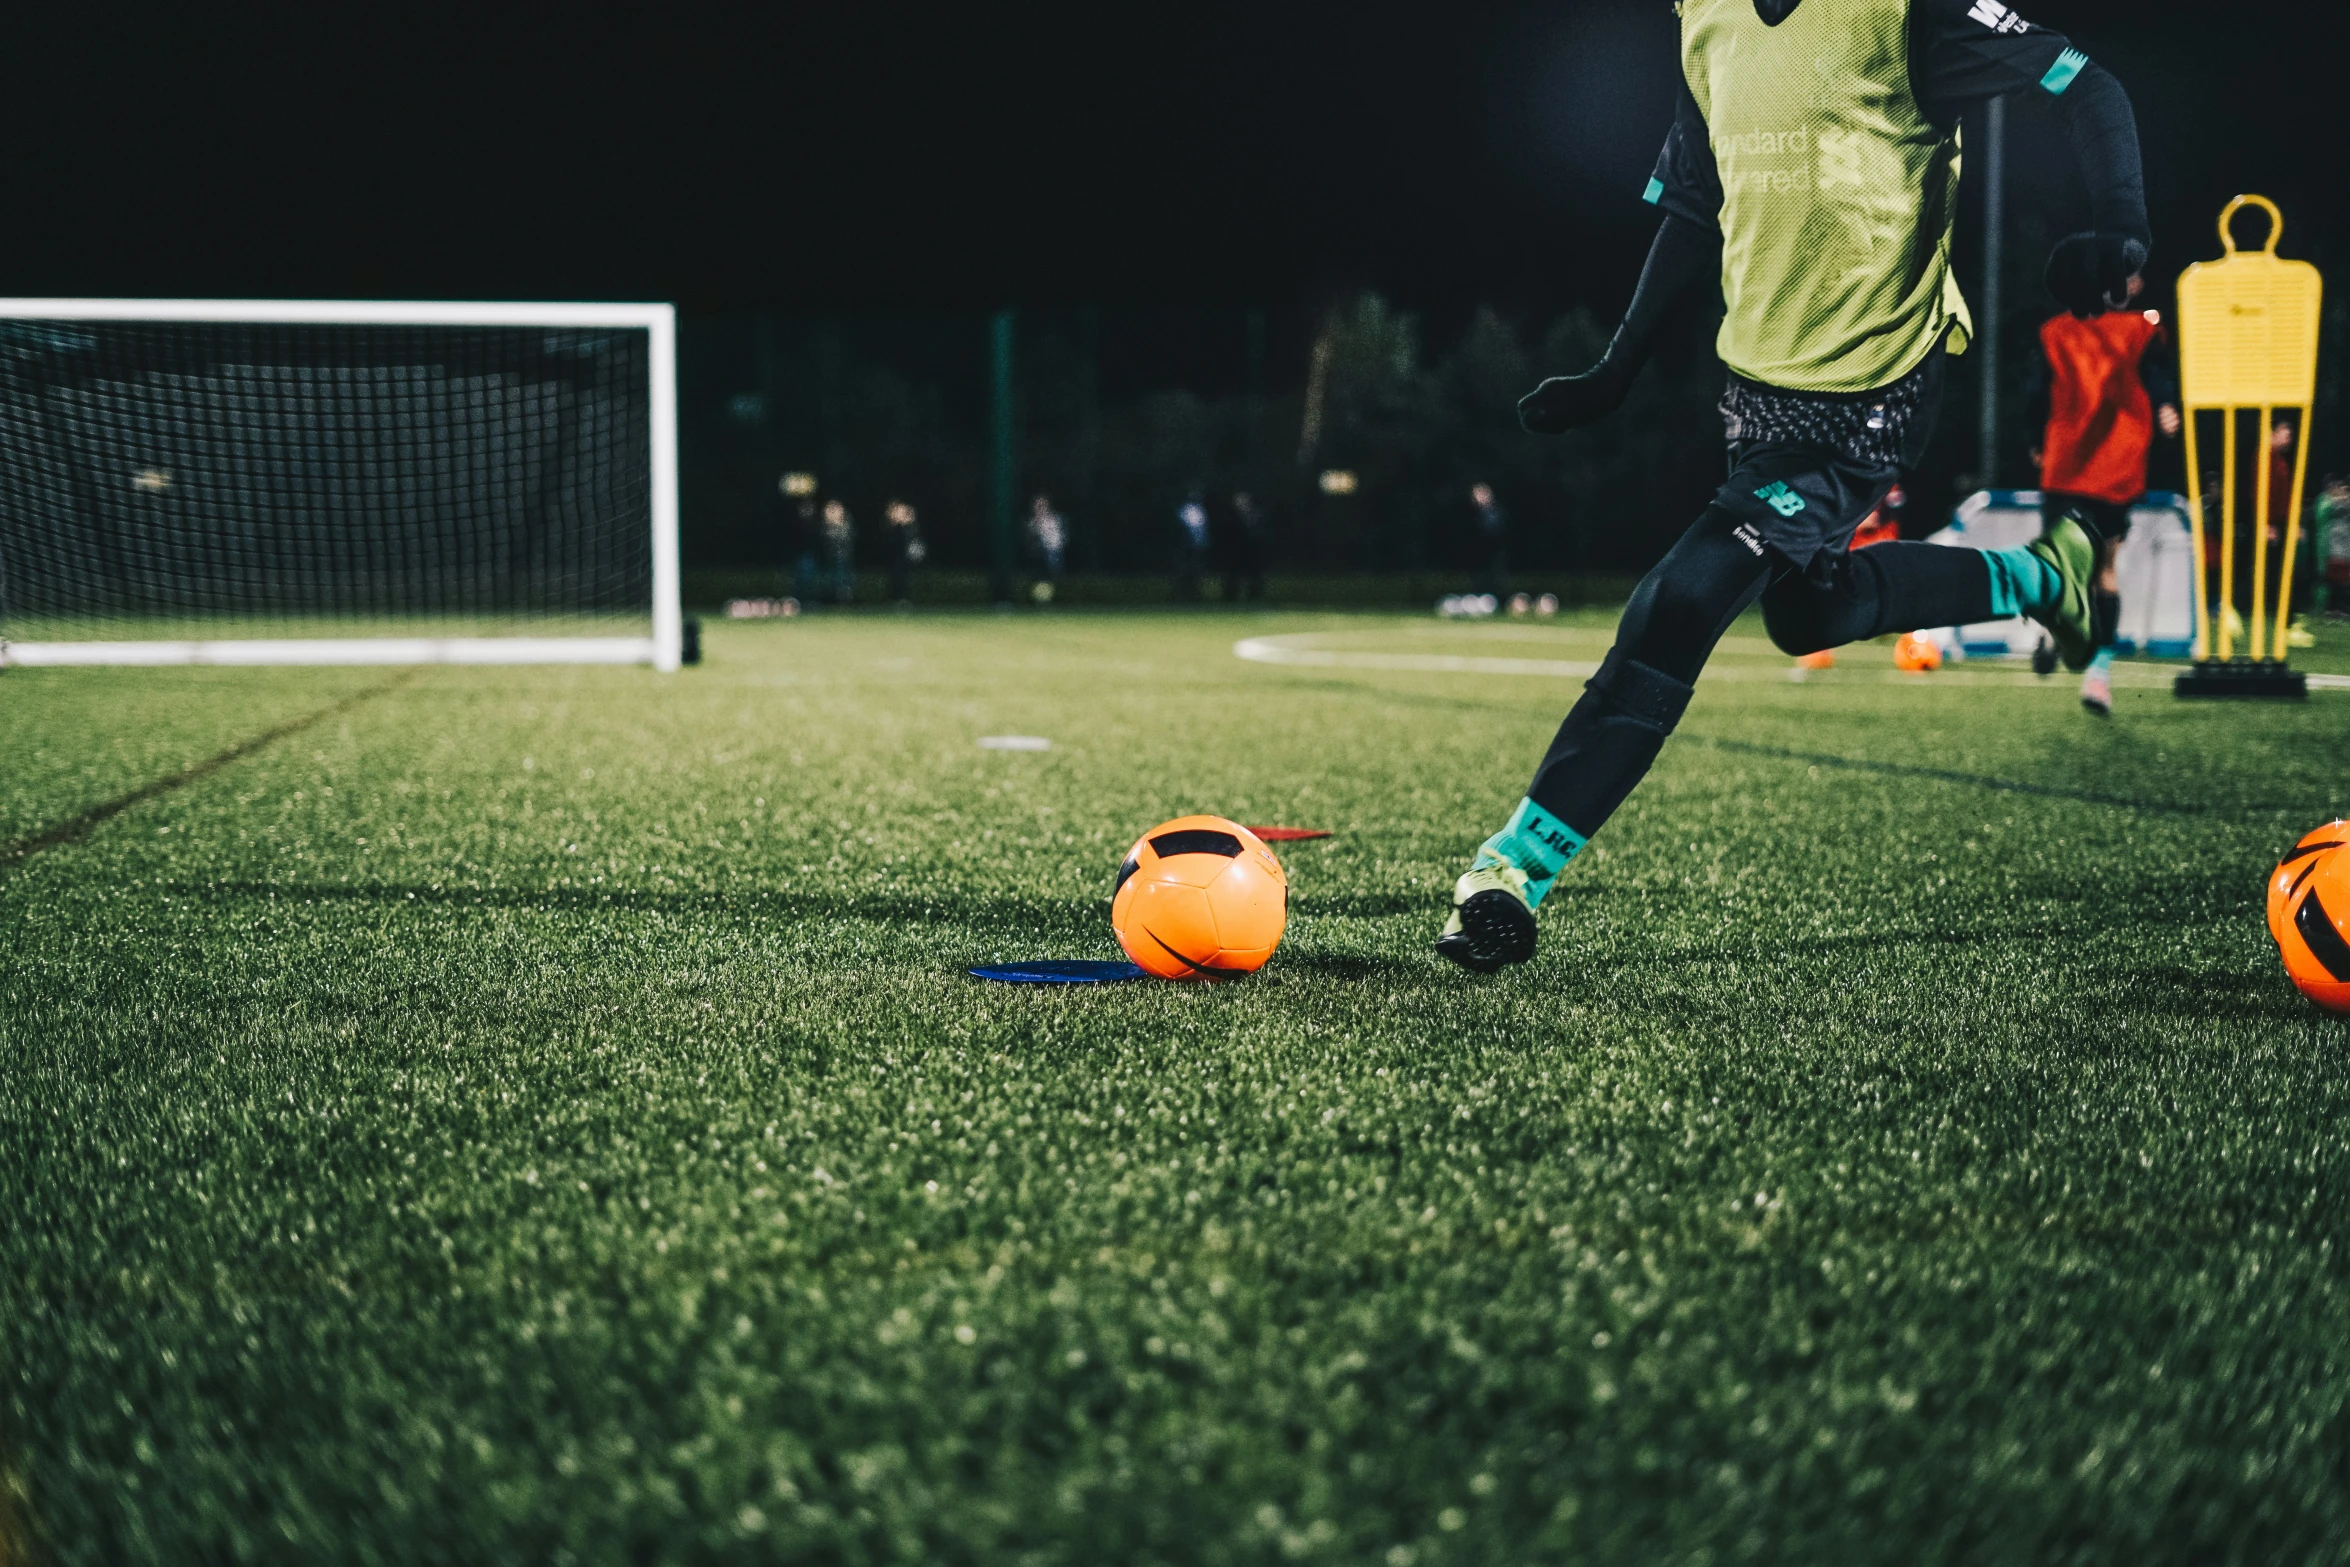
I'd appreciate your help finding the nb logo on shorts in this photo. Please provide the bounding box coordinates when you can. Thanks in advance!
[1753,482,1807,518]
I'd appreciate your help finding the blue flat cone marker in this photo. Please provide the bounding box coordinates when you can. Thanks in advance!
[968,960,1145,984]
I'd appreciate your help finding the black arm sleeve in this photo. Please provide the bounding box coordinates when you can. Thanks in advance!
[2055,62,2148,249]
[1607,213,1720,372]
[1644,81,1722,236]
[1611,78,1725,367]
[1910,0,2148,250]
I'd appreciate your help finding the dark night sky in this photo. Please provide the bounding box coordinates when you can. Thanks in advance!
[5,1,2345,321]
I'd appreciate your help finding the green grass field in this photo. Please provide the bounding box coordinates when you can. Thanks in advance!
[6,609,2349,1564]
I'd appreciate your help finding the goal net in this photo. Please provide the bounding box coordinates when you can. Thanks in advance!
[0,301,681,670]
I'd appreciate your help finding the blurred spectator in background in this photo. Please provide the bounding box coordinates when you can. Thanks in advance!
[1222,490,1268,603]
[821,498,856,604]
[2319,477,2350,620]
[786,489,822,604]
[884,499,924,605]
[2198,471,2245,648]
[1175,488,1210,601]
[1027,494,1067,603]
[2275,421,2316,643]
[1471,483,1508,597]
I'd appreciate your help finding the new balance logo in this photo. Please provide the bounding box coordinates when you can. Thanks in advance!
[1752,484,1806,520]
[1967,0,2032,34]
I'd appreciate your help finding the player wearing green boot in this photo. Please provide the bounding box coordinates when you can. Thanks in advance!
[1438,0,2143,973]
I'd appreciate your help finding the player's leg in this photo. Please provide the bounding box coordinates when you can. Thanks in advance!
[1438,459,2091,973]
[1437,505,1774,972]
[2080,509,2126,713]
[2036,497,2125,710]
[1767,521,2096,657]
[1436,507,2079,974]
[1758,524,2094,661]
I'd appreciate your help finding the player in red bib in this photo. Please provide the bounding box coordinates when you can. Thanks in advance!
[2025,277,2181,714]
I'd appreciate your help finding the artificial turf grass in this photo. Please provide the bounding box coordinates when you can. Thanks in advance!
[3,612,2348,1564]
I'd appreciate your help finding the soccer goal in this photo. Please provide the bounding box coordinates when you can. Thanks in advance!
[0,300,682,670]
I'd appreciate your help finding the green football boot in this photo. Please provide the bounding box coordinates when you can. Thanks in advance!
[1435,862,1538,973]
[2026,515,2098,673]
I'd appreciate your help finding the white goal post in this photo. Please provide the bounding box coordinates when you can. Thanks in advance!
[0,299,682,671]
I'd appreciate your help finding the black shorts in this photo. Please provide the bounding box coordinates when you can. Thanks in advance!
[2044,493,2134,545]
[1710,443,1901,582]
[1709,342,1945,581]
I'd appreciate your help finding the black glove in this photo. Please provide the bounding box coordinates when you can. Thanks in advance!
[2046,232,2147,318]
[1518,359,1632,435]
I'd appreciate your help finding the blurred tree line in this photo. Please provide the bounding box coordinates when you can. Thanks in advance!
[681,214,2350,596]
[681,295,1728,584]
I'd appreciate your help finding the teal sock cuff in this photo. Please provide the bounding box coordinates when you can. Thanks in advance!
[1983,545,2059,619]
[2089,646,2116,674]
[1475,797,1587,909]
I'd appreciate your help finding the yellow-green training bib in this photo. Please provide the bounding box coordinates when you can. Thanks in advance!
[1681,0,1971,394]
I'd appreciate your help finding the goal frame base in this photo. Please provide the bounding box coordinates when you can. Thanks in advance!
[0,637,659,669]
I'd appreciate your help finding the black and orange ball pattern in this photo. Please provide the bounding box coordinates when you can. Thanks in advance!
[1111,816,1287,980]
[2270,821,2350,1012]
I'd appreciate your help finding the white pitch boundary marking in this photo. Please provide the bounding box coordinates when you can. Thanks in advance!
[1234,633,2350,691]
[1232,636,1600,679]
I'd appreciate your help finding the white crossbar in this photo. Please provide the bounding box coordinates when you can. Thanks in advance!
[0,299,671,328]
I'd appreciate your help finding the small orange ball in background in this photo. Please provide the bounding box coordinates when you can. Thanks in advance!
[2270,821,2350,1012]
[1892,632,1942,672]
[1111,815,1287,979]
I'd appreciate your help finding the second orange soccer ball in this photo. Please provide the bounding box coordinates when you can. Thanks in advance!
[1892,632,1942,672]
[2270,821,2350,1012]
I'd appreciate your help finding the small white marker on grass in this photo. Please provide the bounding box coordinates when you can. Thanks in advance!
[977,735,1052,751]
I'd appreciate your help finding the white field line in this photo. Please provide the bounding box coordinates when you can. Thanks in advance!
[1232,637,1601,679]
[1396,624,1787,656]
[1234,633,2349,691]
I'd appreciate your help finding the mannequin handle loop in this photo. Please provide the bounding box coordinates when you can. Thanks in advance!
[2218,193,2284,257]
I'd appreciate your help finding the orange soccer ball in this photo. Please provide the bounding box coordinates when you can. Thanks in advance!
[1892,632,1942,672]
[1111,815,1287,979]
[2270,821,2350,1011]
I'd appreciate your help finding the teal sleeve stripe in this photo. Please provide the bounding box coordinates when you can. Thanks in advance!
[2041,48,2087,95]
[1642,177,1665,206]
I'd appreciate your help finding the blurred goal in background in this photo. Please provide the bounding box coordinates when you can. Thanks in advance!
[0,301,682,670]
